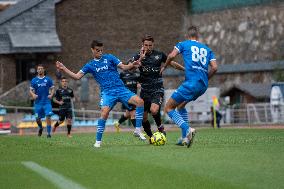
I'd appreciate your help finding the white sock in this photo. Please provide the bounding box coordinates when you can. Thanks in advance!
[135,127,141,133]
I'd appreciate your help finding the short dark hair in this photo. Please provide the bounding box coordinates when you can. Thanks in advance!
[61,77,67,80]
[91,40,103,49]
[142,35,154,43]
[187,26,199,38]
[36,64,44,69]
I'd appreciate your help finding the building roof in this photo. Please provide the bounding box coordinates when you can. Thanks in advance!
[217,61,284,74]
[0,0,61,54]
[221,83,271,99]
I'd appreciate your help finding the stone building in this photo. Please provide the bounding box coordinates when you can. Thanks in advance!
[0,0,284,108]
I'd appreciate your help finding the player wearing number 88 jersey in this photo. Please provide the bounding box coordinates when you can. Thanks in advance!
[161,26,218,147]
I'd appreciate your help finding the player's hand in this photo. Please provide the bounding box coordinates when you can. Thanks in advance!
[160,66,166,75]
[132,60,141,68]
[139,46,146,60]
[56,61,65,71]
[32,94,38,100]
[59,101,64,105]
[47,95,53,99]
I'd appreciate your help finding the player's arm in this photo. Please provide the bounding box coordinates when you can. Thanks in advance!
[118,61,141,71]
[168,61,185,71]
[48,86,55,99]
[29,87,38,100]
[53,91,63,105]
[160,48,179,74]
[56,61,84,80]
[208,60,217,80]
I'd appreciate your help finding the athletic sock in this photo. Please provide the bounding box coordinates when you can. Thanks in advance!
[168,110,189,138]
[47,125,51,135]
[135,106,144,128]
[36,119,43,129]
[53,121,60,128]
[118,114,128,124]
[67,124,72,134]
[152,112,162,127]
[96,119,106,141]
[130,119,136,128]
[178,108,189,125]
[142,120,153,137]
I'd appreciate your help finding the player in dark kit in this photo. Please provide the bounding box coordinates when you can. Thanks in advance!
[114,67,140,132]
[132,35,184,139]
[52,77,75,137]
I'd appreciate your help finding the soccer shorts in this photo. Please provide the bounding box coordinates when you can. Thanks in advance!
[100,87,136,110]
[171,79,207,104]
[58,108,73,121]
[34,102,53,119]
[141,90,164,113]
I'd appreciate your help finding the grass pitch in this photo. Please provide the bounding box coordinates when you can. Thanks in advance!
[0,128,283,189]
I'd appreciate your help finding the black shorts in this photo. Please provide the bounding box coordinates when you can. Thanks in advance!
[141,91,164,113]
[58,109,73,121]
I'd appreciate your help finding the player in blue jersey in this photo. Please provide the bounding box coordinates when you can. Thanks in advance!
[30,64,55,138]
[56,40,146,148]
[161,26,218,147]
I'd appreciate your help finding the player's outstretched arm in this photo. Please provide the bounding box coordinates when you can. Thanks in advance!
[160,48,179,74]
[118,60,140,71]
[169,61,185,71]
[208,60,217,80]
[56,61,84,80]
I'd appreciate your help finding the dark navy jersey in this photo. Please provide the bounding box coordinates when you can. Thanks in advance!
[54,87,74,109]
[132,50,167,92]
[119,70,139,93]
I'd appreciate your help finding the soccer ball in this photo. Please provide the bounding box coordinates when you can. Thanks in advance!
[150,132,166,146]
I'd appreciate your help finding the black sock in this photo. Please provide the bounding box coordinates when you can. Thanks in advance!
[152,112,162,128]
[67,124,72,134]
[36,119,42,129]
[142,120,152,137]
[118,115,128,124]
[130,119,136,128]
[54,121,60,128]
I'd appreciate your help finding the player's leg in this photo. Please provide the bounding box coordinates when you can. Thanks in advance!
[66,109,73,137]
[94,106,111,148]
[142,99,153,138]
[150,94,165,135]
[53,109,65,133]
[34,104,44,137]
[129,108,136,128]
[44,103,53,138]
[127,95,146,140]
[114,104,128,132]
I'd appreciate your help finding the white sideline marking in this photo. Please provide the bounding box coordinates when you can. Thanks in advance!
[22,161,87,189]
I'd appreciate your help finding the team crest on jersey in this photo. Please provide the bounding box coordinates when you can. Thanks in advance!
[155,55,160,60]
[44,79,47,82]
[103,59,107,64]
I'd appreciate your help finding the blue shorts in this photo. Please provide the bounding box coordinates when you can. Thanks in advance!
[34,102,53,119]
[100,87,136,110]
[171,79,207,104]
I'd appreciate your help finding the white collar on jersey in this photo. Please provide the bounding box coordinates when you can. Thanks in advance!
[37,76,45,79]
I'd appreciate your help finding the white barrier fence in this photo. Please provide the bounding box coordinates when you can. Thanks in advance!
[1,103,284,133]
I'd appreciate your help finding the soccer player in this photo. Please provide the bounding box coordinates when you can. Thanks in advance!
[114,67,140,132]
[162,26,218,147]
[52,77,75,137]
[56,40,146,148]
[29,64,54,138]
[132,35,184,139]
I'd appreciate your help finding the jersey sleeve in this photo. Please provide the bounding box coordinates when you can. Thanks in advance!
[54,90,61,100]
[132,53,140,61]
[30,79,36,90]
[174,42,183,53]
[109,54,122,67]
[80,63,91,74]
[161,52,167,63]
[70,89,74,98]
[48,77,54,88]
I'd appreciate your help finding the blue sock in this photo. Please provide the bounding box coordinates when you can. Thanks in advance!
[96,119,106,141]
[135,106,144,128]
[168,110,189,138]
[47,125,51,135]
